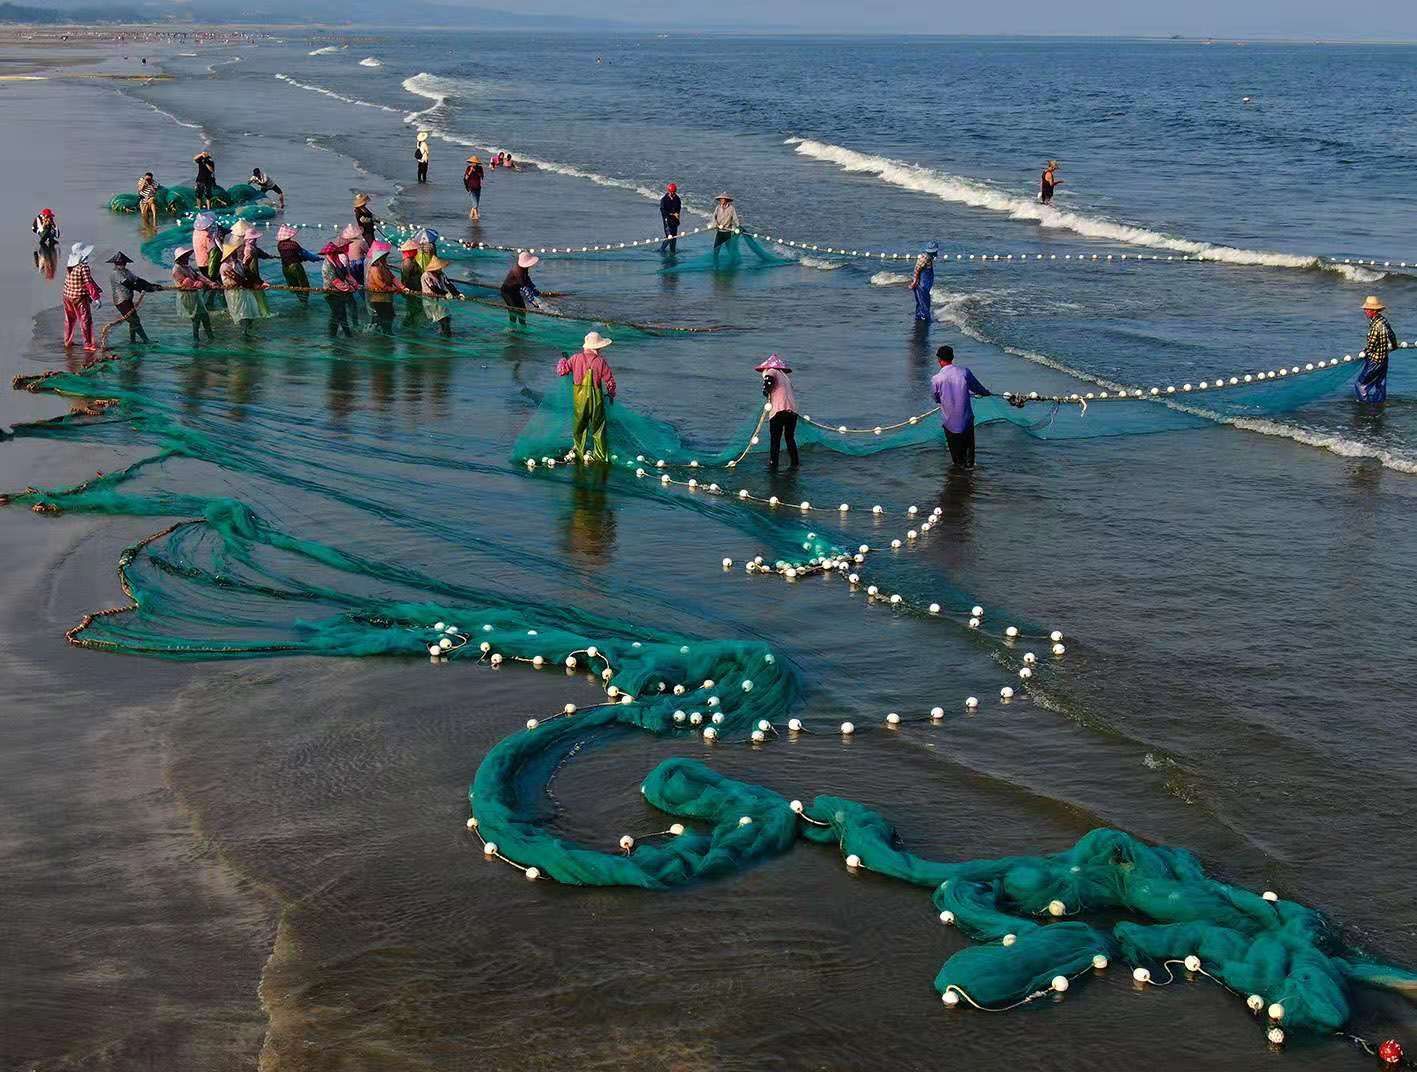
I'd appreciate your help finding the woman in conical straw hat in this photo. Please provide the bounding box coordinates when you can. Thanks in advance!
[556,331,617,463]
[420,254,461,336]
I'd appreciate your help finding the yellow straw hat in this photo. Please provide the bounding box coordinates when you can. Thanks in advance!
[353,193,369,208]
[1363,295,1385,311]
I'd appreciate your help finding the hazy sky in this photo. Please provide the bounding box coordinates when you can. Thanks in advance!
[533,0,1417,38]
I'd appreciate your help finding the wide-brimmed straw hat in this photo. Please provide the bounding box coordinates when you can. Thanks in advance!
[754,353,791,373]
[1363,295,1385,311]
[173,246,193,262]
[340,223,362,242]
[399,239,420,253]
[66,242,94,268]
[714,192,733,201]
[425,255,449,272]
[220,239,244,260]
[193,211,216,231]
[106,251,133,266]
[353,193,370,207]
[583,331,613,350]
[517,251,539,269]
[467,155,480,164]
[230,219,252,238]
[417,131,429,142]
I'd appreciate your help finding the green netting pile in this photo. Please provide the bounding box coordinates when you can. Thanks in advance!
[108,181,269,216]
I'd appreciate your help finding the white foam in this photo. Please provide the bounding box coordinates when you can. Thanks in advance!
[788,251,847,270]
[274,73,399,114]
[1331,263,1387,284]
[399,72,713,219]
[789,137,1327,271]
[308,45,347,56]
[141,100,208,143]
[358,57,383,68]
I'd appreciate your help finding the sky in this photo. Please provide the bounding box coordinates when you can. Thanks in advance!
[516,0,1417,38]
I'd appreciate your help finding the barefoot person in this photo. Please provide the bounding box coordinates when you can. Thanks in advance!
[171,246,219,342]
[557,331,617,463]
[415,131,431,184]
[712,192,739,253]
[1356,295,1398,404]
[931,345,992,469]
[1040,160,1062,205]
[659,182,682,253]
[106,252,161,344]
[463,155,484,220]
[61,242,102,352]
[136,172,160,227]
[193,150,216,209]
[420,255,460,336]
[248,167,285,211]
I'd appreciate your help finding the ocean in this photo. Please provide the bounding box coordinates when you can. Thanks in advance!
[2,30,1416,1071]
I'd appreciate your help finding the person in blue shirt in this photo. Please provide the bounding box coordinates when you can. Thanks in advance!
[930,345,991,468]
[910,241,938,322]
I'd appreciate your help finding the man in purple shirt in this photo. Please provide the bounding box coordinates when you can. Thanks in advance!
[930,345,991,468]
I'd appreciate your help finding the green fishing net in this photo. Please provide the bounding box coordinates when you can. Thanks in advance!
[108,181,268,216]
[4,238,1412,1050]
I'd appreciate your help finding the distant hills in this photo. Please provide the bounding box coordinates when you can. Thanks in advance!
[0,0,627,27]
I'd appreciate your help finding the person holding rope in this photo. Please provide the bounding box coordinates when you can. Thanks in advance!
[399,240,425,326]
[557,331,617,464]
[911,241,939,323]
[660,182,682,253]
[219,235,272,338]
[106,252,161,344]
[756,354,800,469]
[61,242,102,352]
[171,245,219,343]
[276,225,320,304]
[420,255,460,336]
[931,345,992,469]
[500,251,540,326]
[364,240,410,335]
[320,241,358,338]
[1357,295,1398,404]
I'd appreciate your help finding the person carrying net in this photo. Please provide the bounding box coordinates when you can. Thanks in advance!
[557,331,617,464]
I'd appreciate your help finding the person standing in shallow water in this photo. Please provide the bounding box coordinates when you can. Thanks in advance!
[756,354,799,469]
[1356,295,1398,404]
[193,150,216,210]
[61,242,102,351]
[931,345,992,468]
[136,172,159,227]
[276,225,320,304]
[557,331,617,463]
[500,252,540,326]
[463,156,484,220]
[353,193,378,243]
[910,241,938,322]
[170,246,218,342]
[415,132,430,184]
[660,182,681,253]
[1040,160,1062,205]
[712,193,739,253]
[106,252,161,344]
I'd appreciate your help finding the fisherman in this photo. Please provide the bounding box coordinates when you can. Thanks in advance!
[31,207,59,250]
[353,193,379,243]
[910,241,939,322]
[557,331,617,463]
[275,224,320,304]
[659,182,682,253]
[341,223,368,286]
[756,354,799,469]
[930,345,992,469]
[413,227,440,269]
[193,150,216,209]
[420,254,460,336]
[415,131,431,184]
[1356,295,1398,404]
[364,240,409,334]
[106,252,161,344]
[171,245,219,342]
[712,192,739,253]
[463,155,484,221]
[219,235,271,337]
[1040,160,1062,205]
[61,242,102,352]
[248,167,285,211]
[399,239,425,324]
[500,251,540,326]
[320,241,357,338]
[136,171,160,227]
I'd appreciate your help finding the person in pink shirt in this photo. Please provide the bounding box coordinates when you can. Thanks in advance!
[556,331,617,463]
[756,353,799,469]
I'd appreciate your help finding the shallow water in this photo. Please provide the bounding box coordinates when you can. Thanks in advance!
[2,32,1417,1071]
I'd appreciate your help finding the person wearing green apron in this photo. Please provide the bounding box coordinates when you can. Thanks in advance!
[556,331,618,463]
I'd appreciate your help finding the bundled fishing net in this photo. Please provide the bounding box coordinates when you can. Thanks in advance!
[659,233,796,274]
[108,181,269,216]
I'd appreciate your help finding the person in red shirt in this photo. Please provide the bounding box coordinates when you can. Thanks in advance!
[61,242,102,351]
